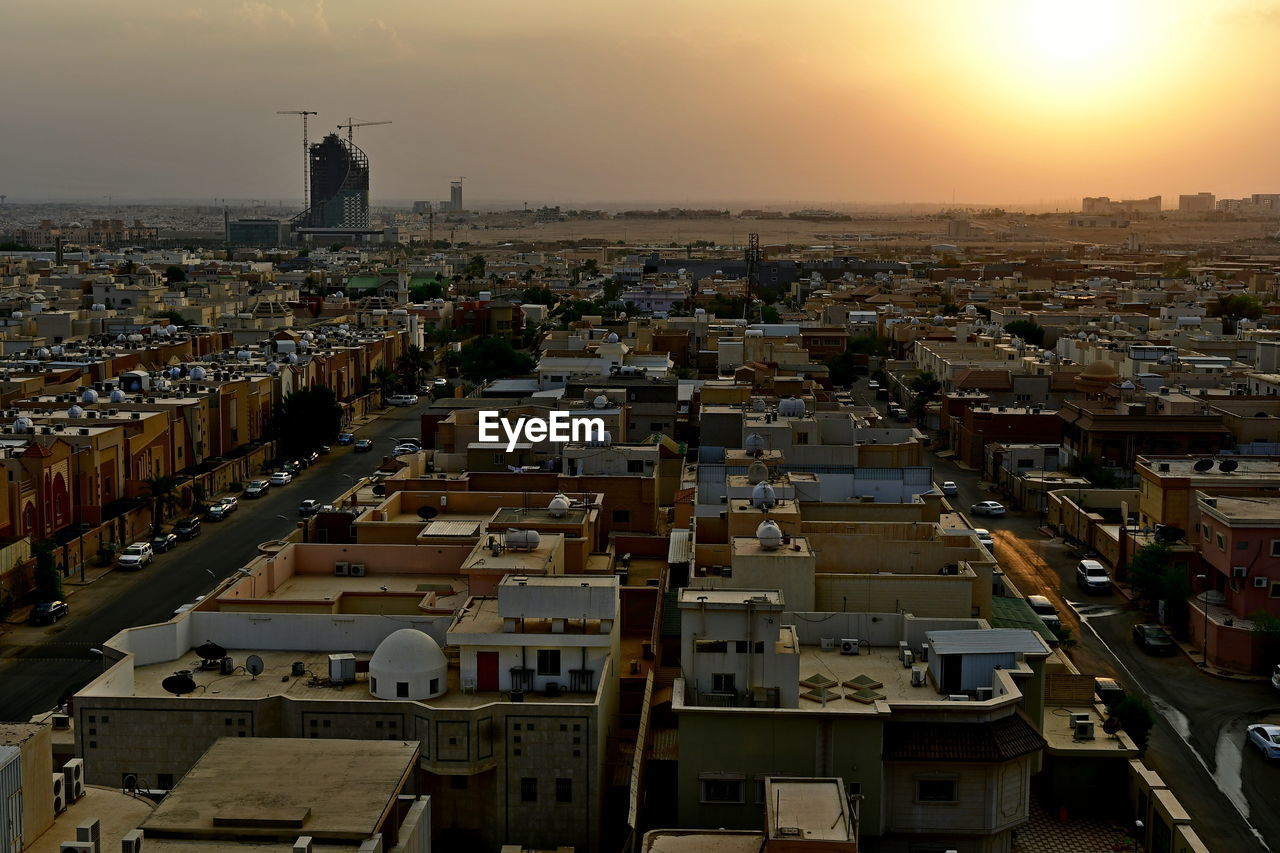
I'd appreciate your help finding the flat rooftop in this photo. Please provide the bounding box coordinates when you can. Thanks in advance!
[1140,456,1280,478]
[1199,493,1280,521]
[89,649,594,708]
[26,787,155,853]
[142,738,415,840]
[789,645,942,712]
[492,506,590,524]
[642,831,766,853]
[768,778,854,842]
[449,596,612,637]
[225,571,469,612]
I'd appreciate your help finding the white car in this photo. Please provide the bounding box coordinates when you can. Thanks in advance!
[1026,594,1061,632]
[116,542,154,570]
[1246,724,1280,759]
[269,471,293,486]
[387,394,419,406]
[971,501,1007,517]
[940,481,959,496]
[1076,559,1112,593]
[1272,664,1280,692]
[974,529,994,551]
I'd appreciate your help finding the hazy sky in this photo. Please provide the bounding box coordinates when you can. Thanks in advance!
[3,0,1279,206]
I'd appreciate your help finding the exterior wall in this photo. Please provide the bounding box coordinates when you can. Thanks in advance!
[883,757,1030,840]
[815,573,978,618]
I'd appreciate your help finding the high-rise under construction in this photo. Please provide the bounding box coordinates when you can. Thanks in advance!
[291,133,370,232]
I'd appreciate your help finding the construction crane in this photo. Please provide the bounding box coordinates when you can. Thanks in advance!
[276,109,318,212]
[337,118,392,145]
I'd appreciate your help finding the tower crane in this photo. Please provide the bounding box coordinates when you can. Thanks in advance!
[276,109,317,212]
[337,118,392,145]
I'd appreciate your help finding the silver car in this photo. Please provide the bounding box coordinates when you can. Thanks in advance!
[1246,724,1280,759]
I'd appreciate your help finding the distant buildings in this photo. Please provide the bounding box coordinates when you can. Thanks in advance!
[1178,192,1215,213]
[225,217,288,247]
[1081,195,1161,216]
[291,133,374,241]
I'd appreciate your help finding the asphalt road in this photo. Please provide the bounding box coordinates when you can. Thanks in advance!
[0,402,429,723]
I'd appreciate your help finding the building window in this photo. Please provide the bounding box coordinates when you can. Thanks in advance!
[429,678,439,694]
[370,677,377,692]
[451,776,468,790]
[916,778,958,803]
[521,777,538,803]
[754,778,767,803]
[493,453,505,465]
[649,422,664,433]
[627,460,644,473]
[395,681,409,697]
[1271,581,1280,599]
[712,673,736,693]
[1271,540,1280,557]
[612,509,630,523]
[735,640,749,654]
[1217,533,1225,551]
[1237,540,1249,550]
[537,649,561,675]
[695,640,728,654]
[556,777,573,803]
[795,432,809,445]
[700,776,744,804]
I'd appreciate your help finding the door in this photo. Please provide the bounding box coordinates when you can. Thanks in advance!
[477,651,499,692]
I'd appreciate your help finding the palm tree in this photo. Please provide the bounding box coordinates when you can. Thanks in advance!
[396,345,428,392]
[144,475,181,532]
[371,366,400,406]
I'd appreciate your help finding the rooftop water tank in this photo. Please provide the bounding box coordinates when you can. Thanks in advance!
[604,332,620,343]
[751,481,777,509]
[504,528,541,551]
[778,397,805,417]
[67,405,85,418]
[756,519,783,551]
[746,459,769,485]
[593,394,610,409]
[13,417,34,433]
[744,433,766,456]
[81,389,98,404]
[189,366,207,380]
[751,398,766,412]
[548,494,571,518]
[109,389,126,403]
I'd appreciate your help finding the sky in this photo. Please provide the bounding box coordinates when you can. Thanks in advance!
[2,0,1279,207]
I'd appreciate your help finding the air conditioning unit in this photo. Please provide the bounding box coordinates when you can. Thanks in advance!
[121,830,144,853]
[1254,576,1270,589]
[1069,712,1091,727]
[328,653,356,684]
[910,667,926,687]
[975,686,994,701]
[721,565,732,578]
[52,773,66,813]
[901,649,914,667]
[1232,566,1248,578]
[52,713,70,729]
[334,561,350,576]
[919,643,930,662]
[948,694,971,701]
[1074,721,1096,740]
[820,637,836,651]
[349,564,366,577]
[839,638,860,655]
[63,758,84,797]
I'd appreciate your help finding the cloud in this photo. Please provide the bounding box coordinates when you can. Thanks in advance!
[237,1,296,30]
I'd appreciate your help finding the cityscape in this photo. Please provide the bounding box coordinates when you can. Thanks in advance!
[2,3,1280,853]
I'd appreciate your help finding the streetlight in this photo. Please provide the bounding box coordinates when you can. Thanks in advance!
[1195,573,1209,668]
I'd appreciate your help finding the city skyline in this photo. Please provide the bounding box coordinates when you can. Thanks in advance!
[2,0,1279,205]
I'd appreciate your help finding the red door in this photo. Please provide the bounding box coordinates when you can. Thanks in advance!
[477,651,499,692]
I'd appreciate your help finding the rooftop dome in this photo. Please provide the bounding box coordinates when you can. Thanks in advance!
[603,331,620,344]
[593,394,609,409]
[109,389,127,403]
[81,389,98,404]
[67,405,85,418]
[368,629,448,701]
[744,433,766,456]
[189,366,207,380]
[13,417,33,433]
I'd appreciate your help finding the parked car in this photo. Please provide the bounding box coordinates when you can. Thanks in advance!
[393,444,420,456]
[387,394,419,406]
[354,439,374,453]
[1025,595,1061,632]
[868,380,880,391]
[283,459,303,474]
[894,410,911,422]
[303,450,320,466]
[974,529,994,551]
[433,377,448,387]
[298,499,322,518]
[1094,677,1125,710]
[940,481,959,497]
[243,479,270,499]
[218,496,238,515]
[1246,724,1280,759]
[116,542,154,570]
[316,445,331,455]
[1132,623,1176,655]
[1272,663,1280,692]
[1076,559,1112,593]
[970,501,1007,517]
[173,517,202,540]
[337,432,356,446]
[30,600,69,625]
[151,531,178,553]
[270,471,293,486]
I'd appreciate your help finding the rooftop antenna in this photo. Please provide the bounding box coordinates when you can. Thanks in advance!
[338,117,392,145]
[276,109,318,212]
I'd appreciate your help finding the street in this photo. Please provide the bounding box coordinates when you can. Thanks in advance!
[0,402,428,723]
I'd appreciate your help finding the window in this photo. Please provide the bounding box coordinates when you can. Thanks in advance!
[521,777,538,803]
[627,459,645,473]
[1237,540,1249,550]
[734,640,749,654]
[537,649,561,676]
[712,673,736,693]
[700,776,744,803]
[556,778,573,803]
[370,677,377,692]
[1217,533,1225,551]
[695,640,728,654]
[396,681,409,698]
[1271,581,1280,599]
[754,778,767,803]
[754,641,764,654]
[429,678,439,694]
[1271,540,1280,557]
[451,775,468,790]
[612,509,631,523]
[795,432,809,445]
[493,453,505,464]
[916,779,958,803]
[649,422,664,433]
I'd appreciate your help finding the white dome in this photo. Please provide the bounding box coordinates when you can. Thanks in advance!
[504,528,541,550]
[369,629,447,701]
[593,394,609,409]
[91,303,107,311]
[604,332,620,343]
[36,348,51,358]
[744,433,766,456]
[746,460,769,485]
[51,346,64,356]
[756,519,783,550]
[169,367,182,378]
[127,334,144,343]
[67,405,85,418]
[751,481,777,509]
[116,334,126,342]
[302,331,315,341]
[109,389,126,403]
[548,494,571,518]
[236,350,251,360]
[81,389,99,404]
[189,366,207,380]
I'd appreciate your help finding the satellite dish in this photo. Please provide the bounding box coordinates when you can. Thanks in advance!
[245,654,265,678]
[416,505,439,521]
[195,641,227,662]
[1219,459,1238,473]
[1192,459,1214,472]
[1154,525,1185,543]
[161,671,197,695]
[372,484,386,496]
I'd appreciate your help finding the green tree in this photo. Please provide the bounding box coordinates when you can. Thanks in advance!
[1127,540,1171,603]
[164,265,187,283]
[1065,454,1119,488]
[759,305,781,324]
[453,337,535,383]
[153,310,189,327]
[409,281,444,302]
[520,287,556,306]
[1003,319,1046,347]
[1216,293,1264,333]
[370,366,402,403]
[825,351,860,387]
[1111,695,1155,750]
[464,254,487,279]
[273,386,343,456]
[396,345,429,392]
[143,475,182,531]
[33,540,62,601]
[848,335,889,356]
[909,370,941,397]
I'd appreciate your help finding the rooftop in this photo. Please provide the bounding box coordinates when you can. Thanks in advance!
[1139,456,1280,479]
[1197,492,1280,522]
